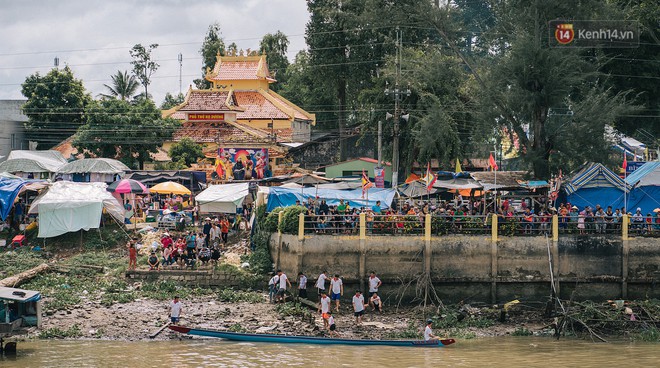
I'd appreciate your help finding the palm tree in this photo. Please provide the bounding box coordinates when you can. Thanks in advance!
[99,70,139,101]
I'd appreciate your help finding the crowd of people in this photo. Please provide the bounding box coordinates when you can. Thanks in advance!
[298,196,660,235]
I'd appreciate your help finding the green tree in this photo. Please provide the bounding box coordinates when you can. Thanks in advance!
[259,31,290,91]
[466,0,637,178]
[99,70,139,101]
[160,92,185,110]
[130,43,159,99]
[73,99,180,169]
[168,137,204,167]
[20,66,91,148]
[194,23,225,89]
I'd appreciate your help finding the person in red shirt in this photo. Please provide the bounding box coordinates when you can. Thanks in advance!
[220,217,230,245]
[161,233,173,248]
[127,239,137,270]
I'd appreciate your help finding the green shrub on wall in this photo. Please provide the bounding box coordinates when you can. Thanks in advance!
[263,207,284,233]
[279,206,307,234]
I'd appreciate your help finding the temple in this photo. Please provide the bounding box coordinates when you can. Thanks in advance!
[163,51,315,178]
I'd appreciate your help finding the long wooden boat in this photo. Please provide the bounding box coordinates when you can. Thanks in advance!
[169,325,455,347]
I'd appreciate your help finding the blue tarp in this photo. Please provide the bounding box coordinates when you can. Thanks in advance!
[266,187,397,212]
[0,178,26,220]
[625,162,660,214]
[563,187,626,211]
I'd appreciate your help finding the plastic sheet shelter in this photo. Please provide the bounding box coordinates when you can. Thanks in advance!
[0,177,26,220]
[28,181,125,238]
[432,172,483,190]
[196,182,250,214]
[0,150,67,179]
[266,187,396,212]
[625,162,660,214]
[561,163,630,210]
[57,158,129,183]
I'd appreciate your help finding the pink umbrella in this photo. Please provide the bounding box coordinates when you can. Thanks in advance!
[107,179,149,194]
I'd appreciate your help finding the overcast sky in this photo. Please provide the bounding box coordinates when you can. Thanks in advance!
[0,0,310,104]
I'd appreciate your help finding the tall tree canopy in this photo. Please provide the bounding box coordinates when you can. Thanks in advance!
[259,31,290,91]
[73,99,179,169]
[160,92,185,110]
[130,43,159,99]
[99,70,139,101]
[168,137,204,167]
[195,23,225,89]
[21,66,91,149]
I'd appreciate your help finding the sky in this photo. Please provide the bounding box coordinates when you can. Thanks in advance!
[0,0,311,104]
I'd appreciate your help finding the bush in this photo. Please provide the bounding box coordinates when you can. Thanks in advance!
[217,288,263,303]
[39,324,82,339]
[263,207,283,233]
[275,301,311,319]
[279,206,307,234]
[245,228,273,275]
[512,326,533,336]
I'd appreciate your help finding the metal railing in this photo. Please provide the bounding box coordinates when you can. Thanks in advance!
[286,212,652,240]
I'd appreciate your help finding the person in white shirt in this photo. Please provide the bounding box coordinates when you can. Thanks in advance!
[297,272,308,299]
[424,319,437,341]
[209,223,221,247]
[315,270,328,296]
[276,269,292,303]
[370,292,382,312]
[268,273,279,303]
[330,274,343,312]
[326,311,338,337]
[317,291,331,329]
[169,296,183,325]
[368,271,382,297]
[352,290,365,325]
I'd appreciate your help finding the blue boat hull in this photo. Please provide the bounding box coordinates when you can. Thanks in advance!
[169,325,455,347]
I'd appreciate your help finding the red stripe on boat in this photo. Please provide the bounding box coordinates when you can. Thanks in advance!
[169,325,191,333]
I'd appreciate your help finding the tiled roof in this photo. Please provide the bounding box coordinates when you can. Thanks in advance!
[266,90,314,121]
[208,55,274,82]
[173,121,271,144]
[251,126,295,143]
[234,91,290,119]
[178,90,238,111]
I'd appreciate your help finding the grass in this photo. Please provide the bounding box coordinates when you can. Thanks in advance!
[512,326,533,336]
[385,321,422,339]
[635,326,660,342]
[275,301,312,319]
[217,288,263,303]
[38,324,82,339]
[0,248,46,278]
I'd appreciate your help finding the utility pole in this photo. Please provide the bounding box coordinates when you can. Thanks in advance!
[178,53,183,95]
[385,28,410,188]
[377,120,382,167]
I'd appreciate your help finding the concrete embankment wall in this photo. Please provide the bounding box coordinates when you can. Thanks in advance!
[126,270,243,287]
[270,234,660,303]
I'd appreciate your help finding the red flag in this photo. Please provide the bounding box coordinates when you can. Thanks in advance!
[423,162,437,190]
[622,155,628,170]
[489,153,498,171]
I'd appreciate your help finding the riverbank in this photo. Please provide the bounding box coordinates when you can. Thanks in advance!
[1,234,659,343]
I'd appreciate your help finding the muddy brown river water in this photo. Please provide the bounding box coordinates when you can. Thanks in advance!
[1,337,658,367]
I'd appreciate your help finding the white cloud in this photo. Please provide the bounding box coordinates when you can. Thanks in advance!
[0,0,310,104]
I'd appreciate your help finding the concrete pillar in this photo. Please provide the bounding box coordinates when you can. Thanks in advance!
[359,213,367,293]
[298,212,305,241]
[622,238,629,299]
[36,300,42,328]
[551,215,560,297]
[622,214,629,241]
[275,211,284,270]
[490,214,498,304]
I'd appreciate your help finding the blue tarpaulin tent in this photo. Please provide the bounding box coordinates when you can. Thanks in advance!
[625,162,660,214]
[266,187,396,212]
[561,163,630,210]
[0,178,26,220]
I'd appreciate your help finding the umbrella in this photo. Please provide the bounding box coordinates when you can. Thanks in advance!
[399,181,438,198]
[150,181,191,195]
[107,179,148,194]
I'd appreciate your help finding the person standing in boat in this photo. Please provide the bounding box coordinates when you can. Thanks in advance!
[315,270,328,296]
[276,269,292,303]
[169,296,183,325]
[330,274,343,312]
[424,319,438,341]
[318,291,331,330]
[297,272,308,299]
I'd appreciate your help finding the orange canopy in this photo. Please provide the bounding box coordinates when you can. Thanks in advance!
[449,189,483,197]
[405,173,421,183]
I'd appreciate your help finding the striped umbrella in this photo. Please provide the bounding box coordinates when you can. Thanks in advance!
[107,178,149,194]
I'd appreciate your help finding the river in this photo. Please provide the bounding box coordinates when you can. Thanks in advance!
[1,337,657,367]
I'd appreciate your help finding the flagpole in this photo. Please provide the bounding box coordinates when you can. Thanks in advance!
[624,152,627,212]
